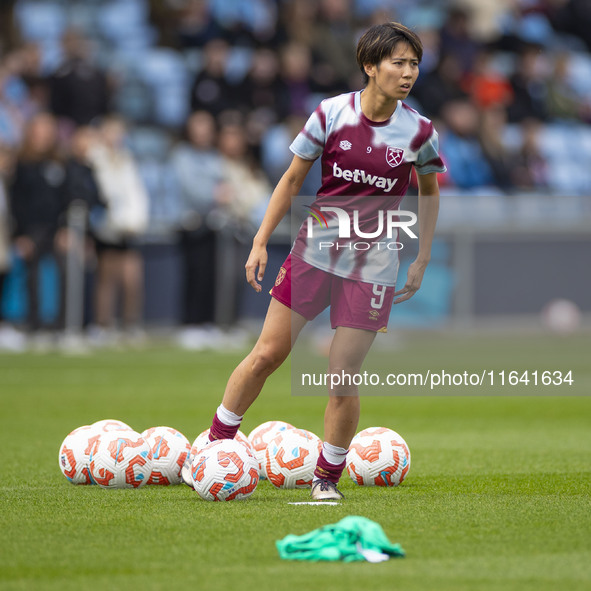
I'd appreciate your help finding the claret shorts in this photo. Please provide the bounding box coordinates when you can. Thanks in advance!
[270,254,396,333]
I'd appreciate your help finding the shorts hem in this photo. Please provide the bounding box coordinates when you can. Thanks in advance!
[330,322,388,333]
[270,291,316,322]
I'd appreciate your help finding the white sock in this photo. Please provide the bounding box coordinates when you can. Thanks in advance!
[216,404,243,427]
[322,442,348,465]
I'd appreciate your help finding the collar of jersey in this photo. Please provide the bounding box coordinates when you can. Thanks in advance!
[355,91,401,127]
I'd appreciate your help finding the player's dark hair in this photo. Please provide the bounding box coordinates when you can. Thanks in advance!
[356,22,423,84]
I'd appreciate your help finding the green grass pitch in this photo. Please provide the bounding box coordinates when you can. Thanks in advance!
[0,332,590,591]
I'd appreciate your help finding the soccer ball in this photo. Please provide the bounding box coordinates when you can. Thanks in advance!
[265,428,322,489]
[182,429,253,488]
[247,420,295,479]
[541,298,582,334]
[88,430,153,488]
[58,425,101,484]
[91,419,133,433]
[346,427,410,487]
[191,439,259,501]
[141,426,191,485]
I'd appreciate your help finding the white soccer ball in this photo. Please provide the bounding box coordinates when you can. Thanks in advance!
[58,425,101,484]
[346,427,410,487]
[88,430,153,488]
[182,429,253,488]
[141,426,191,485]
[541,298,582,334]
[247,420,295,479]
[191,439,259,501]
[91,419,134,433]
[265,428,322,489]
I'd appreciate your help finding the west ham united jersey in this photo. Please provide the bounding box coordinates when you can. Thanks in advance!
[290,91,446,286]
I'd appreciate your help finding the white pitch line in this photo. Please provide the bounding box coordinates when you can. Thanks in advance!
[287,502,341,506]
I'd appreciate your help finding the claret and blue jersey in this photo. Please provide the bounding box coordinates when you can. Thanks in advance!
[289,91,446,287]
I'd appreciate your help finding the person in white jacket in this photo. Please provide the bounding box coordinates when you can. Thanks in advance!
[87,115,149,343]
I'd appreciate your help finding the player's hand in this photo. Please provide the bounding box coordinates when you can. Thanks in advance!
[393,259,427,304]
[245,244,268,293]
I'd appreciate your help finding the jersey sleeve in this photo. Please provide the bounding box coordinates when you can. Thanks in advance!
[414,127,447,176]
[289,102,327,161]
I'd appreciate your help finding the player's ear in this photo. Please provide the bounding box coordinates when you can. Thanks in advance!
[364,63,377,79]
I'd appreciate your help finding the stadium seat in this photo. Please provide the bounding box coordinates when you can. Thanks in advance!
[127,127,172,160]
[133,48,190,127]
[14,0,67,42]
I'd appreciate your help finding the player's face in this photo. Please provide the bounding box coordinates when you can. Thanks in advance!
[366,43,420,101]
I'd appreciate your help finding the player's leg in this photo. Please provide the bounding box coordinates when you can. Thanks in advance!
[311,276,395,500]
[311,326,376,500]
[208,297,308,440]
[207,254,330,443]
[325,327,377,442]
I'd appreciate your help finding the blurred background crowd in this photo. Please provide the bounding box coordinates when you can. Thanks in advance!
[0,0,590,352]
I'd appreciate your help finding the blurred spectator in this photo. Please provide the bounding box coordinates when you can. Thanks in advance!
[175,0,223,48]
[214,119,272,328]
[440,99,494,189]
[0,54,29,147]
[236,48,291,160]
[261,115,307,185]
[546,51,590,121]
[0,142,25,351]
[49,30,111,128]
[507,45,550,122]
[189,39,237,116]
[309,0,357,92]
[279,42,315,118]
[10,43,47,110]
[413,53,468,118]
[64,127,102,216]
[462,49,514,110]
[0,2,17,52]
[217,121,271,228]
[238,48,287,121]
[478,106,518,191]
[279,0,318,47]
[0,146,11,292]
[439,5,481,74]
[169,110,224,334]
[512,118,548,191]
[549,0,591,52]
[9,113,68,334]
[87,115,149,343]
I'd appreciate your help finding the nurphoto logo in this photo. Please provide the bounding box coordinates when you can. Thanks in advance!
[305,206,417,252]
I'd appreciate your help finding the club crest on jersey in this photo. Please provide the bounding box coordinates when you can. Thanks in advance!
[386,147,404,167]
[339,140,352,151]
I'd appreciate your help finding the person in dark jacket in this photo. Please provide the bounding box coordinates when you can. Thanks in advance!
[49,30,111,127]
[10,112,68,332]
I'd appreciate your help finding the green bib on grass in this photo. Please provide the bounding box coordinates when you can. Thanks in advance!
[276,516,405,562]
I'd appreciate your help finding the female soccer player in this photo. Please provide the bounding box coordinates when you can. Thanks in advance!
[204,22,446,500]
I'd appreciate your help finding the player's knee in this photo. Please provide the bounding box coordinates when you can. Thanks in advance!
[250,345,287,377]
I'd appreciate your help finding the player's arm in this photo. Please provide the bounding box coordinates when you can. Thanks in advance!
[393,172,440,304]
[246,155,314,292]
